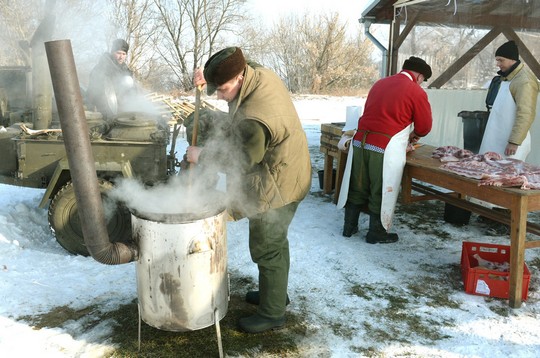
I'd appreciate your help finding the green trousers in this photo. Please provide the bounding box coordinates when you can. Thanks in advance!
[248,201,300,319]
[348,146,384,215]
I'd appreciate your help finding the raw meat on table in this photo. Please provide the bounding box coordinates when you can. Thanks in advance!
[431,146,540,190]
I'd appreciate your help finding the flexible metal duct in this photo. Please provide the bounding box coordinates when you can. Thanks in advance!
[44,39,137,264]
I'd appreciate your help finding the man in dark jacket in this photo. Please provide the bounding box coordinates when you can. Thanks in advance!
[187,47,311,333]
[86,39,136,119]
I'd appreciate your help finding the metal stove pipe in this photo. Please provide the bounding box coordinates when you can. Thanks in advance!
[45,39,137,264]
[30,14,55,130]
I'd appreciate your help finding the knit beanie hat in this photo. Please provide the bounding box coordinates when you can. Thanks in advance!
[111,39,129,53]
[495,40,519,60]
[402,56,432,81]
[203,47,247,95]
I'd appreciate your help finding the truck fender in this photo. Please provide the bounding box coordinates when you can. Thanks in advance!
[38,159,134,208]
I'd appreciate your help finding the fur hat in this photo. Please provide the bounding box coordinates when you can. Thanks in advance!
[495,40,519,60]
[111,39,129,53]
[402,56,432,81]
[203,47,247,95]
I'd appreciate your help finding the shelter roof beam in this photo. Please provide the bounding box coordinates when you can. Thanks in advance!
[428,26,502,89]
[413,13,540,30]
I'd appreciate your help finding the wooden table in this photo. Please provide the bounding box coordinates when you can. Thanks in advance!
[402,144,540,308]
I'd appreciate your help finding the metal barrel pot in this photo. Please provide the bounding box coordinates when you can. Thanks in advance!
[132,203,229,332]
[106,112,168,142]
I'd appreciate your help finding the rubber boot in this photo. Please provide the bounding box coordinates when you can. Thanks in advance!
[245,291,290,306]
[366,212,398,244]
[239,275,288,333]
[238,313,286,333]
[342,202,362,237]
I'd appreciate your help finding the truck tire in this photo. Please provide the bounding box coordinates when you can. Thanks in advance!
[48,180,132,256]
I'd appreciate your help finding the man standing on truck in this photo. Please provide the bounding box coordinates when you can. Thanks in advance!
[86,39,137,119]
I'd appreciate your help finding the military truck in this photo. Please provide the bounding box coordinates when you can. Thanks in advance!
[0,63,188,256]
[0,18,191,256]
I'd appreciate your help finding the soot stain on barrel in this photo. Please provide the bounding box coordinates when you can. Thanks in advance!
[159,272,186,312]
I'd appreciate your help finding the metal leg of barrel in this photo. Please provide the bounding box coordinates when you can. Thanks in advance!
[138,303,142,352]
[136,302,224,357]
[215,308,224,358]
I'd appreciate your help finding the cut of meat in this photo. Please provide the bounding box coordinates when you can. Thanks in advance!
[483,151,503,161]
[480,175,529,190]
[432,146,474,161]
[433,146,540,190]
[431,145,461,159]
[524,174,540,190]
[441,161,493,180]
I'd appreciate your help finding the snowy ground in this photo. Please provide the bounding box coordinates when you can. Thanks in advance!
[1,95,540,357]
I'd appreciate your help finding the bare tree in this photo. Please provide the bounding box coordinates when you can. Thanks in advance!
[260,11,377,95]
[0,0,115,83]
[151,0,247,91]
[397,26,540,89]
[0,0,49,66]
[260,15,304,92]
[109,0,157,83]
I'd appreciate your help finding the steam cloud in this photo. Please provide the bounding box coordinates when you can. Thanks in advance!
[107,113,253,220]
[108,175,223,216]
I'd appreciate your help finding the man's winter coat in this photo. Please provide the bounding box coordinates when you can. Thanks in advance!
[201,62,312,219]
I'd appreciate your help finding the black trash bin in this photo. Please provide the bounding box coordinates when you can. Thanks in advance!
[444,110,490,225]
[318,169,336,190]
[458,110,489,154]
[444,203,471,226]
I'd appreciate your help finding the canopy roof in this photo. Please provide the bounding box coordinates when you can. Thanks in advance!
[363,0,540,29]
[361,0,540,87]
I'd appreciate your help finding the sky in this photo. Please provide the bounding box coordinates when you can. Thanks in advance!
[1,95,540,357]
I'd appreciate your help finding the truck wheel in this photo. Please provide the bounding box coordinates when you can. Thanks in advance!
[48,180,132,256]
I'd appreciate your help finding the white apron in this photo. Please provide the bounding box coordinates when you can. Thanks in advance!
[381,125,412,230]
[337,125,412,232]
[479,81,531,161]
[337,137,354,209]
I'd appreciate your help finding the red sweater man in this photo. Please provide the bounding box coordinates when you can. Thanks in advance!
[345,56,433,244]
[353,68,433,150]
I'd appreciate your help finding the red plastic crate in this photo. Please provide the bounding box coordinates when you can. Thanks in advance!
[461,241,531,300]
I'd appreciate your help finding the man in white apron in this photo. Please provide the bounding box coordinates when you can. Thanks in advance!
[479,40,539,160]
[474,40,539,234]
[339,57,433,244]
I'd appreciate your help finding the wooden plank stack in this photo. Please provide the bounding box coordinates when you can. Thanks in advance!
[145,92,221,126]
[320,122,346,202]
